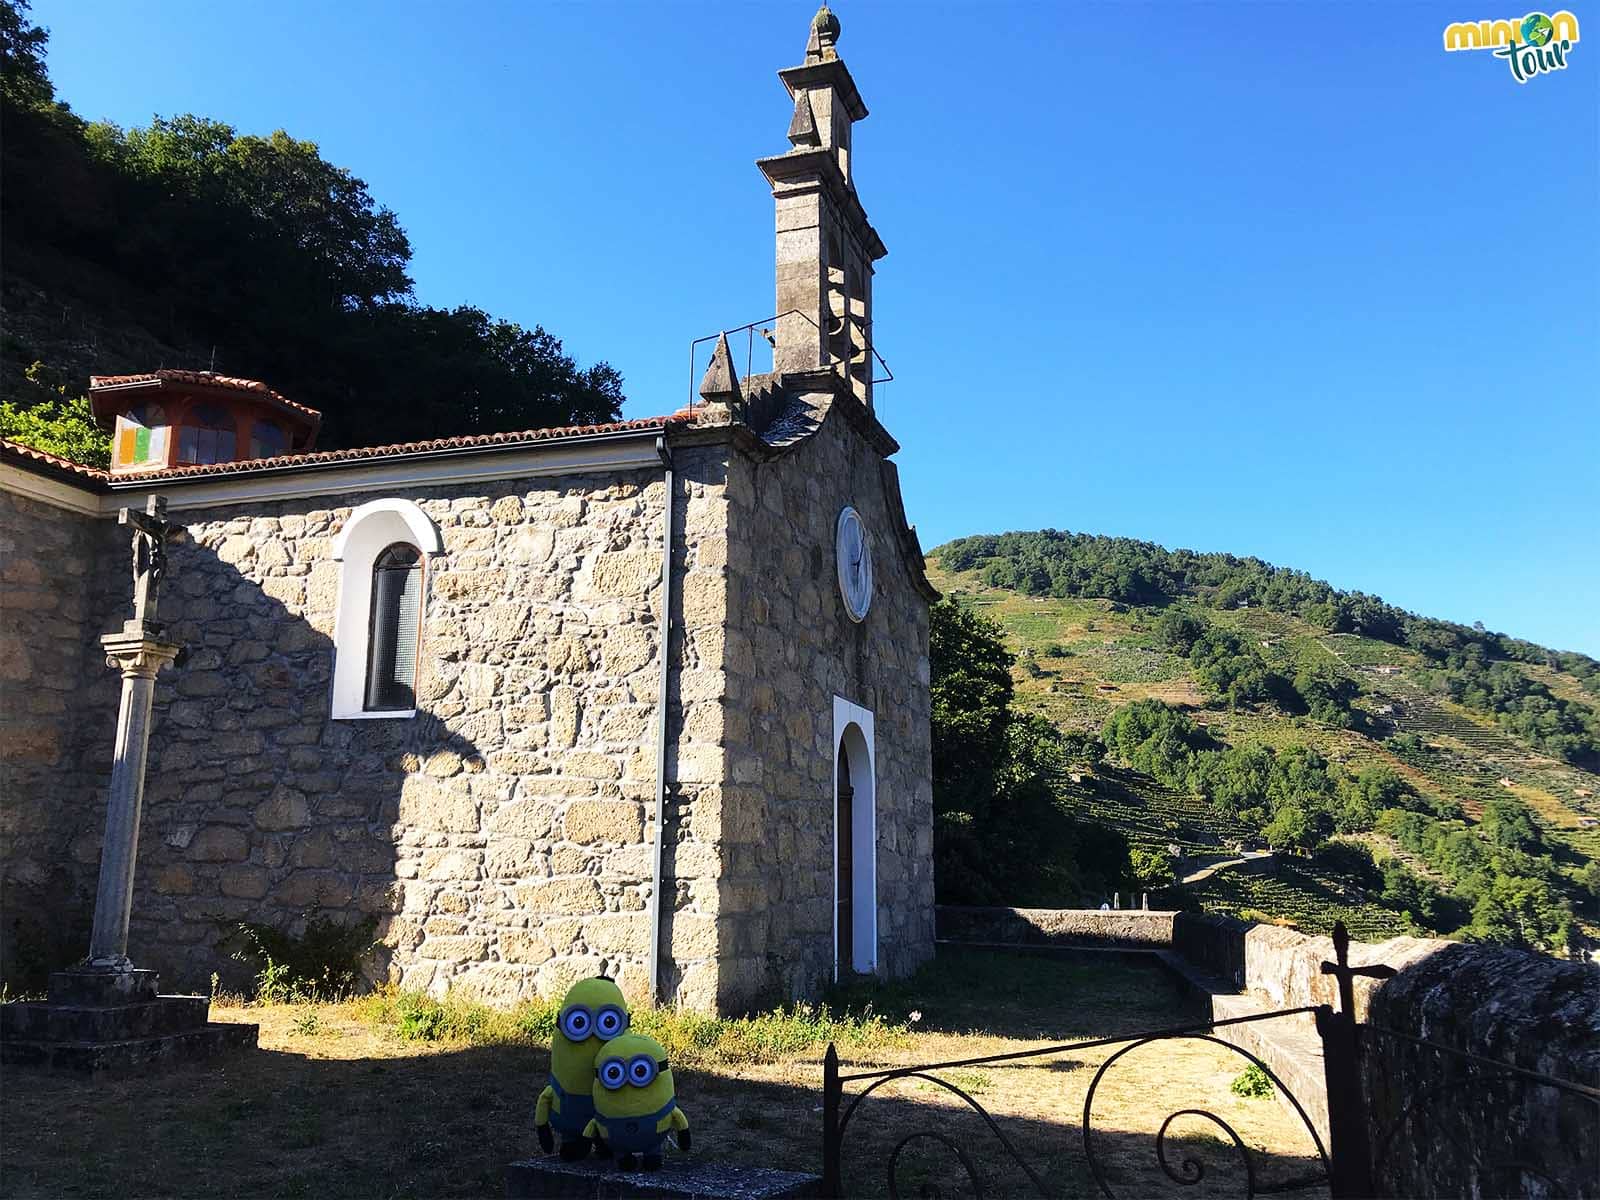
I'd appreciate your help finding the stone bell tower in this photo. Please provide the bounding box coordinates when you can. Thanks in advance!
[758,4,886,409]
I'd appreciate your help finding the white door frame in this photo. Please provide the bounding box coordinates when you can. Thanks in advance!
[832,695,877,979]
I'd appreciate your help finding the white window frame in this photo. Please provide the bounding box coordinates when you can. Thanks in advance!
[329,498,442,720]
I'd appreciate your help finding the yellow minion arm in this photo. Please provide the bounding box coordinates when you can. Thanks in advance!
[535,1083,555,1126]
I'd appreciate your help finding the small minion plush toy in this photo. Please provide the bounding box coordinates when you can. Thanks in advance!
[583,1032,691,1171]
[534,976,630,1160]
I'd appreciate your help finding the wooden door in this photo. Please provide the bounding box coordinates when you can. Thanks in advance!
[837,747,854,974]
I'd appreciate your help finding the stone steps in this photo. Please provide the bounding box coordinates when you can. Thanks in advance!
[1,1021,258,1074]
[1,967,258,1074]
[1,995,211,1043]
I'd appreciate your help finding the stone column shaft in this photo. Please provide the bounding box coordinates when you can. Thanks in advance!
[88,633,180,970]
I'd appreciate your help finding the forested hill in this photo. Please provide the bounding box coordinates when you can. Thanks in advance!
[0,0,622,458]
[940,530,1600,766]
[926,532,1600,958]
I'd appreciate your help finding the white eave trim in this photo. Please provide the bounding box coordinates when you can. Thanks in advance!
[0,462,102,515]
[1,429,666,517]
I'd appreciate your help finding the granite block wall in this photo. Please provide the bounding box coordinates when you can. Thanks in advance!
[716,395,936,1006]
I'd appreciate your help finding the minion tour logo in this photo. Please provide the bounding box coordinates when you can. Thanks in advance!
[1443,10,1581,81]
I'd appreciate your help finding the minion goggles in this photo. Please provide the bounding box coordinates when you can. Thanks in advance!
[557,1002,629,1042]
[597,1053,670,1089]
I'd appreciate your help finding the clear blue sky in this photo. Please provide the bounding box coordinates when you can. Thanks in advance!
[32,1,1600,654]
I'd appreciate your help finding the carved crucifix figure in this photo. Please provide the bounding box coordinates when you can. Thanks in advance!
[120,494,173,634]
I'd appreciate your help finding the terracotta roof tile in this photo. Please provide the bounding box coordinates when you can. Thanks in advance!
[0,439,111,482]
[3,412,694,489]
[89,369,322,428]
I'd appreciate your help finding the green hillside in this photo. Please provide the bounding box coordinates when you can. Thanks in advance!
[926,533,1600,955]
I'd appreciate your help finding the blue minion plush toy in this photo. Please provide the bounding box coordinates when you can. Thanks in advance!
[534,976,630,1160]
[583,1032,691,1171]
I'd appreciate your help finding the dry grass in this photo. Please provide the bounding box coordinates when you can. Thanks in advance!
[1,950,1327,1199]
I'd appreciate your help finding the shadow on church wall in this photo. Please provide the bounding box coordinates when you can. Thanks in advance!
[100,525,463,994]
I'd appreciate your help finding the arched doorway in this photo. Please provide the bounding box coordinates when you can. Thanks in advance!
[833,698,876,979]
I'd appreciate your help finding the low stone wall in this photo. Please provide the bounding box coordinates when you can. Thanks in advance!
[1170,912,1247,990]
[936,904,1600,1196]
[935,906,1177,948]
[1362,943,1600,1198]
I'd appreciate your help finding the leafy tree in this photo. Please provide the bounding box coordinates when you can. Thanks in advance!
[1480,797,1543,855]
[1466,874,1570,953]
[0,0,49,109]
[1292,653,1360,727]
[1,2,625,455]
[931,600,1130,905]
[1155,608,1206,655]
[930,599,1014,789]
[1338,765,1409,832]
[1576,861,1600,911]
[0,364,109,466]
[1262,804,1314,853]
[1129,845,1176,889]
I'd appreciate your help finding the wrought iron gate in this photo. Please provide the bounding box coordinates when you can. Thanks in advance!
[818,924,1600,1199]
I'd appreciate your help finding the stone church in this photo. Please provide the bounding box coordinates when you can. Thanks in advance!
[0,8,937,1011]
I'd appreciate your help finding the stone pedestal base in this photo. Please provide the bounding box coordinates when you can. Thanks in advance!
[0,968,257,1074]
[504,1157,820,1199]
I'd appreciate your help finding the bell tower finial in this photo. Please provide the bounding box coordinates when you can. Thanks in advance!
[757,5,886,408]
[807,5,841,62]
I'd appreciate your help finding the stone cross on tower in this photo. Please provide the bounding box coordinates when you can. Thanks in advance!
[758,4,886,408]
[88,495,184,971]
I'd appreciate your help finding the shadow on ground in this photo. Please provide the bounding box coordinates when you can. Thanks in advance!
[1,1025,1328,1198]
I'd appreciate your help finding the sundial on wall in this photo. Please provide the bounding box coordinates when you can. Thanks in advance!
[836,506,873,622]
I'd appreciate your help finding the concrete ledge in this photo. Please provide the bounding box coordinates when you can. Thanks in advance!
[504,1157,819,1199]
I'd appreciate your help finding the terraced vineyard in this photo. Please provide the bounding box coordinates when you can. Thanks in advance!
[1066,768,1253,857]
[926,556,1600,946]
[1184,861,1416,942]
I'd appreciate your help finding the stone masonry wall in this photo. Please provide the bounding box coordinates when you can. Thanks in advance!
[0,490,114,985]
[2,468,742,1005]
[715,399,936,1006]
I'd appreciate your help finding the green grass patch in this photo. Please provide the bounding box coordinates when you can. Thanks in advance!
[352,987,909,1066]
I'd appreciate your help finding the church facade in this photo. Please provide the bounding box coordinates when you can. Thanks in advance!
[0,9,937,1011]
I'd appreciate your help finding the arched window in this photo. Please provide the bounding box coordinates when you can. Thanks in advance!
[364,544,422,711]
[177,403,237,465]
[250,420,287,459]
[330,498,441,720]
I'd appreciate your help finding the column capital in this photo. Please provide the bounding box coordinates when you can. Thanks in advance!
[100,628,183,679]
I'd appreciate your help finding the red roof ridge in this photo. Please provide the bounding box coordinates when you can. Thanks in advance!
[90,369,323,424]
[102,412,691,481]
